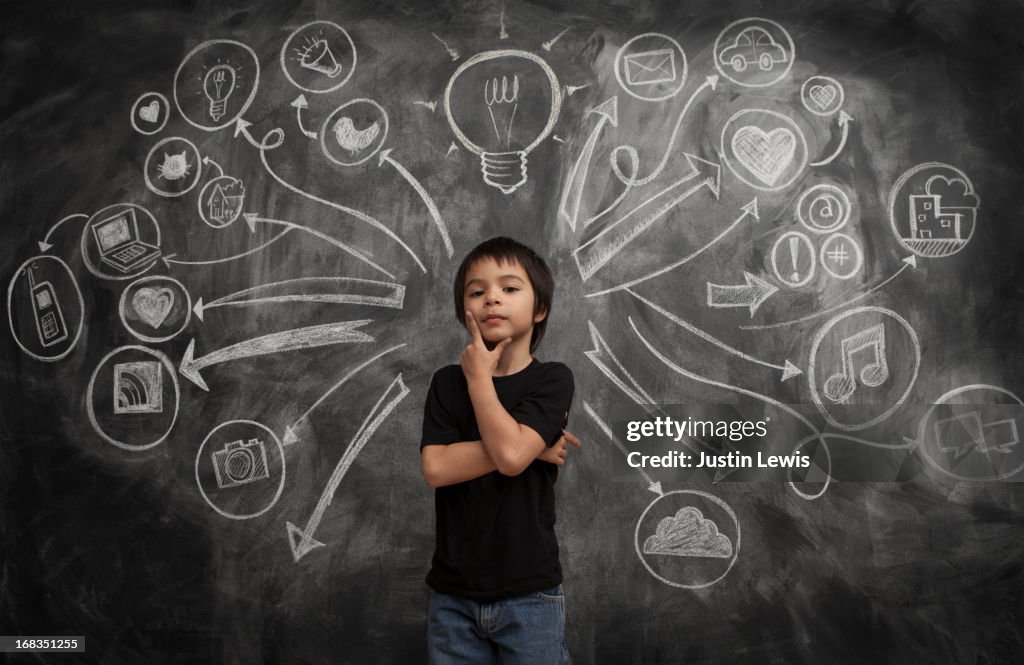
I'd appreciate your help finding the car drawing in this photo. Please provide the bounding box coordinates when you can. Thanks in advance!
[719,26,788,72]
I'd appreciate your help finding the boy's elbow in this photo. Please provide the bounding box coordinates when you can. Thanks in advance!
[494,449,531,477]
[421,452,444,488]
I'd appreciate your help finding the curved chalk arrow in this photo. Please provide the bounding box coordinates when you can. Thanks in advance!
[707,271,779,316]
[287,374,410,561]
[254,131,427,274]
[573,153,720,281]
[201,155,224,177]
[162,228,295,268]
[378,149,453,258]
[179,320,375,391]
[243,214,394,279]
[810,111,853,167]
[609,75,719,188]
[741,256,917,330]
[283,343,406,446]
[233,118,264,148]
[558,96,618,231]
[584,402,663,496]
[39,213,88,252]
[194,277,406,322]
[625,287,801,382]
[291,95,318,140]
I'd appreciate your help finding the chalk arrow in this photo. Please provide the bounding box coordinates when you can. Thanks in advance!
[201,155,224,177]
[742,256,917,331]
[378,149,453,258]
[287,374,410,561]
[586,198,757,297]
[39,213,88,252]
[541,26,571,51]
[559,97,618,231]
[179,320,374,391]
[193,277,405,323]
[707,272,778,316]
[583,402,664,496]
[573,153,721,281]
[283,343,405,446]
[233,118,262,148]
[811,111,853,166]
[291,95,318,139]
[625,287,802,382]
[243,213,394,279]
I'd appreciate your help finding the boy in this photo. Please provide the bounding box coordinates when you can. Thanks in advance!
[420,237,578,664]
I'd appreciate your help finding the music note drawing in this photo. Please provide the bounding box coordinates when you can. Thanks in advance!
[823,323,889,403]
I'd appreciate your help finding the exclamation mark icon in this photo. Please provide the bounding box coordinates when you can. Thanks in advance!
[789,235,800,282]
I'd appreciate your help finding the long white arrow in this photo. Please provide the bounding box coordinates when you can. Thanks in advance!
[583,402,662,496]
[256,137,427,274]
[625,288,801,382]
[378,149,453,258]
[810,111,853,166]
[573,153,720,281]
[558,97,618,231]
[291,95,318,139]
[179,320,374,391]
[243,214,394,279]
[194,277,405,322]
[707,271,779,316]
[741,256,917,331]
[609,75,719,188]
[586,199,759,297]
[38,213,88,252]
[628,316,819,435]
[283,343,406,446]
[287,374,410,561]
[162,227,294,268]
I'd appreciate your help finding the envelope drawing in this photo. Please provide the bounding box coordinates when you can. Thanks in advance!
[624,49,676,86]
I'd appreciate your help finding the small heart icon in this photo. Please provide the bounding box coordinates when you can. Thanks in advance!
[731,125,796,186]
[139,100,160,123]
[133,287,175,329]
[808,84,837,110]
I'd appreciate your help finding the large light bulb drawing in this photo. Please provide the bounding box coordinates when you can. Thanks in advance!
[444,50,561,194]
[203,64,236,123]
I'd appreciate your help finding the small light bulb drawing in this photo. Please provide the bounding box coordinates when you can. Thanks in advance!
[203,64,237,122]
[444,50,561,194]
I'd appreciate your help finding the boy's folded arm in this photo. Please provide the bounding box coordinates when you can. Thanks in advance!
[467,379,546,476]
[421,440,497,488]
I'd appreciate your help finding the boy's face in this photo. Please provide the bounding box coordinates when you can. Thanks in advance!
[462,257,546,347]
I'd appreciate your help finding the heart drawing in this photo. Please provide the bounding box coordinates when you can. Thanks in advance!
[132,287,175,329]
[731,126,797,187]
[139,100,160,123]
[808,84,837,110]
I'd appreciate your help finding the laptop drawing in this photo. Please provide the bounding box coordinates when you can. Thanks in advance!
[90,209,161,273]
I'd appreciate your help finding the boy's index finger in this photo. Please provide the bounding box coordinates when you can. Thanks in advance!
[465,311,484,345]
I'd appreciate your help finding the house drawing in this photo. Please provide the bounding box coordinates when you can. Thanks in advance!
[908,194,963,240]
[207,183,245,223]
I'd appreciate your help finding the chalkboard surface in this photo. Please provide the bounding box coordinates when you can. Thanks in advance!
[3,1,1023,663]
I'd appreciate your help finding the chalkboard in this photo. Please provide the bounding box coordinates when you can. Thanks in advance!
[3,0,1023,663]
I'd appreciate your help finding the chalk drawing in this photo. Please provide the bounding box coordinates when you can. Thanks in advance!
[144,136,202,198]
[706,272,778,316]
[86,345,180,451]
[583,402,663,496]
[819,232,863,280]
[613,33,688,102]
[635,490,740,589]
[888,162,979,258]
[444,50,561,193]
[281,21,356,94]
[80,203,162,281]
[771,231,816,288]
[198,175,246,228]
[797,184,851,233]
[174,40,260,132]
[800,76,844,116]
[7,255,84,362]
[714,18,794,88]
[118,274,192,343]
[808,306,920,431]
[130,92,169,135]
[195,419,286,520]
[721,109,808,192]
[810,111,853,166]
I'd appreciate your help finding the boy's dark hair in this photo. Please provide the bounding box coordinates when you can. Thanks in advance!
[453,237,555,354]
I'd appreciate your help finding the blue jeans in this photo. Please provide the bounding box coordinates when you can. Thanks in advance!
[427,585,571,664]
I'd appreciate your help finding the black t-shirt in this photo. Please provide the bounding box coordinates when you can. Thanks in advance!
[420,358,574,602]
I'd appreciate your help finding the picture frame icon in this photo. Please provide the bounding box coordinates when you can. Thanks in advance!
[624,49,676,86]
[212,438,270,489]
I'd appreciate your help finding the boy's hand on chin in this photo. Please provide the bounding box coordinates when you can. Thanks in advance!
[461,311,512,382]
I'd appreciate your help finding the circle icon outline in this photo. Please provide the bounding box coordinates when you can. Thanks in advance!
[195,419,287,520]
[118,275,192,343]
[130,92,170,135]
[613,32,688,102]
[173,39,261,132]
[280,20,357,94]
[713,18,795,89]
[800,76,844,116]
[720,108,809,192]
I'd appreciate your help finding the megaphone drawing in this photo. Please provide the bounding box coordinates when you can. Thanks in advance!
[299,37,343,78]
